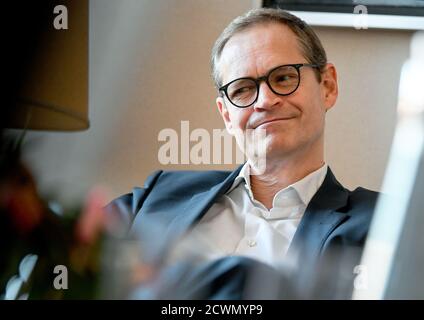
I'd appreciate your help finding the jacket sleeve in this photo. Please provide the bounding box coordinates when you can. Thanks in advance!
[104,170,163,232]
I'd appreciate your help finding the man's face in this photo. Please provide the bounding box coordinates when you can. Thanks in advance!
[216,23,338,165]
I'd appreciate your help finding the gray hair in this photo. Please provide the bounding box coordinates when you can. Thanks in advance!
[210,8,327,88]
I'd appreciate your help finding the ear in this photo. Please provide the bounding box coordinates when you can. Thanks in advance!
[320,63,338,111]
[216,96,234,135]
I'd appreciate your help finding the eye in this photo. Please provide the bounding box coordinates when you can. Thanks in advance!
[232,86,254,96]
[270,65,299,87]
[228,80,256,99]
[275,75,291,82]
[271,71,299,88]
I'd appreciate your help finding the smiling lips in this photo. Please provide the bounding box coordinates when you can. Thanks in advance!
[253,116,297,129]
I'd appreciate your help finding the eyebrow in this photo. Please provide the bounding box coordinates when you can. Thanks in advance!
[224,62,300,84]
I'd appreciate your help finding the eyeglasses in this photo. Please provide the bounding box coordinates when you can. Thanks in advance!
[219,63,321,108]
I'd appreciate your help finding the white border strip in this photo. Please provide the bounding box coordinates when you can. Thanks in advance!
[289,11,424,30]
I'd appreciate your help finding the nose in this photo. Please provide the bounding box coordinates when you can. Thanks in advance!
[253,81,281,110]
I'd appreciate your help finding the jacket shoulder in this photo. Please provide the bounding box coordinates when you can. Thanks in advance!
[105,169,234,225]
[330,187,380,245]
[348,187,379,210]
[150,169,233,194]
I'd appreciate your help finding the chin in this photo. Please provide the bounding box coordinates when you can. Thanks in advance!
[264,136,299,158]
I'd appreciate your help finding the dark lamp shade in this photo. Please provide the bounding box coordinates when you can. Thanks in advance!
[8,0,89,131]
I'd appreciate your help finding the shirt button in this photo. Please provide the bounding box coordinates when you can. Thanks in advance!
[248,239,257,247]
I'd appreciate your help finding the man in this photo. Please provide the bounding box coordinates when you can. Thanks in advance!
[107,8,378,299]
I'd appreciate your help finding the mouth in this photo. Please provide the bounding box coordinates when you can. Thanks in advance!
[254,117,296,129]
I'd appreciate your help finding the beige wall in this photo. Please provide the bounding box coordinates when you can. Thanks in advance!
[22,0,412,205]
[319,27,411,190]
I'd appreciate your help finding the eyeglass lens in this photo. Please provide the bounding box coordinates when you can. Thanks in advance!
[226,65,300,107]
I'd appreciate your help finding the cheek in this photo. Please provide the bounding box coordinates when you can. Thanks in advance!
[228,108,252,130]
[301,102,326,135]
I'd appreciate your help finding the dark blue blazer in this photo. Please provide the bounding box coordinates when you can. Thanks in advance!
[107,166,379,298]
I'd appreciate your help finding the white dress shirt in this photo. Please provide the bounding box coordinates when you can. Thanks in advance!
[169,163,328,268]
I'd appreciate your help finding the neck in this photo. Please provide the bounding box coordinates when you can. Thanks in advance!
[248,142,325,210]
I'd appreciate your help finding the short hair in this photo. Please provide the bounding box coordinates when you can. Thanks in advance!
[210,8,327,88]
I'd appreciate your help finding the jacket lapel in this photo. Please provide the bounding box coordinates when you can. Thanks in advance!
[161,165,243,254]
[286,168,349,266]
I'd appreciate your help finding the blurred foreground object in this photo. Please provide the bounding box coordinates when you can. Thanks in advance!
[0,136,123,298]
[0,141,110,298]
[353,31,424,299]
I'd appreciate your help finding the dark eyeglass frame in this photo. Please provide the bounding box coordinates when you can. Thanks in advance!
[219,63,321,108]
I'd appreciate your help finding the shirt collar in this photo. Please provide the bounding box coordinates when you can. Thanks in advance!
[283,164,328,206]
[227,162,328,207]
[227,162,251,194]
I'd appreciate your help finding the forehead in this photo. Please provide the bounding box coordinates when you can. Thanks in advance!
[218,23,304,84]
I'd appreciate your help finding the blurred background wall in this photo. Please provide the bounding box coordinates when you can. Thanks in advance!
[21,0,412,205]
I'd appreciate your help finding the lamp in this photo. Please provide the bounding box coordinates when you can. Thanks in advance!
[0,0,96,300]
[7,0,89,131]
